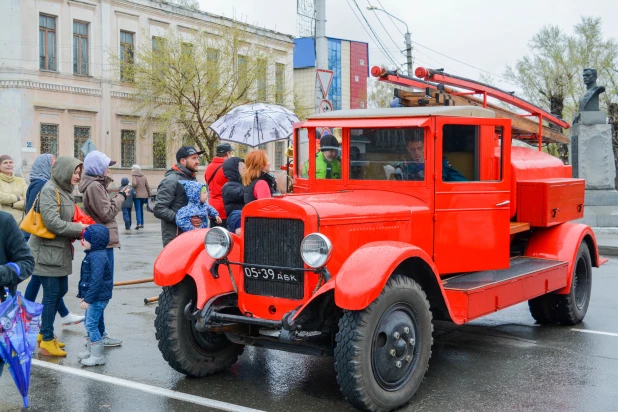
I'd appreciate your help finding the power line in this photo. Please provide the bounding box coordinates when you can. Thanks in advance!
[366,0,402,53]
[349,0,403,71]
[377,0,404,36]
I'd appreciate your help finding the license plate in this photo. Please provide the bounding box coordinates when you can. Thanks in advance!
[243,266,301,284]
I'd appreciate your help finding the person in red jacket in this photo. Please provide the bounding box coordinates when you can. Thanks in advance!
[204,143,234,227]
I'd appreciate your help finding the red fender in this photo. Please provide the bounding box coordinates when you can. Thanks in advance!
[292,279,336,321]
[153,228,241,308]
[334,241,453,315]
[525,223,600,295]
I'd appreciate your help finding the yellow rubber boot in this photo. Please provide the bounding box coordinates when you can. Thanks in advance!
[39,339,67,357]
[37,334,65,348]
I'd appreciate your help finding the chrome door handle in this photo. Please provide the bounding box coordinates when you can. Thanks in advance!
[496,200,510,207]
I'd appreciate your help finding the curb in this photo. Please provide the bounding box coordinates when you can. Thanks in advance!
[598,245,618,257]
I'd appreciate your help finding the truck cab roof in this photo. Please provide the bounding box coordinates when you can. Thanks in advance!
[307,106,496,120]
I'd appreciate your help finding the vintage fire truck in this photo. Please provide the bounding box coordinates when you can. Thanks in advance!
[153,67,606,412]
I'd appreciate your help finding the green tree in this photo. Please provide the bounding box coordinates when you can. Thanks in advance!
[112,23,292,162]
[367,77,397,109]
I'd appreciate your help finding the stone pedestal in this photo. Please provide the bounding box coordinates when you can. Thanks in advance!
[570,118,618,227]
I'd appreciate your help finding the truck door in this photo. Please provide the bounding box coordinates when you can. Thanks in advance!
[433,118,511,274]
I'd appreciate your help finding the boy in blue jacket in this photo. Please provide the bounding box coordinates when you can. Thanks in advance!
[77,224,114,366]
[176,180,221,232]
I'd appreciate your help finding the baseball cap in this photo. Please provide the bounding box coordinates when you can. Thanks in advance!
[216,143,234,155]
[176,146,205,162]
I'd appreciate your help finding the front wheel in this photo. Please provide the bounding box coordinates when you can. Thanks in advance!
[334,275,433,412]
[154,277,244,377]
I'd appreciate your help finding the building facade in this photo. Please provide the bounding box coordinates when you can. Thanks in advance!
[293,36,369,116]
[0,0,294,189]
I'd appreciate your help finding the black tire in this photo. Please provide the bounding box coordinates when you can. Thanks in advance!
[334,275,433,412]
[154,277,244,377]
[528,242,592,325]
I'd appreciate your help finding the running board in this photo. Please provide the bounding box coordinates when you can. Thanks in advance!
[442,257,569,324]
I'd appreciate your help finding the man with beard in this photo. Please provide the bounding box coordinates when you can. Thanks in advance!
[154,146,204,246]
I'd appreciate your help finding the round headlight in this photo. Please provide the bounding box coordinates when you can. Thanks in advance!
[301,233,333,269]
[204,227,233,259]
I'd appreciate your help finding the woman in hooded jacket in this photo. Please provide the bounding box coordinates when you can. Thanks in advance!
[221,157,245,235]
[28,157,89,357]
[24,154,85,327]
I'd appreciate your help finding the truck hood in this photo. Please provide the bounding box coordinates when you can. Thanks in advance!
[282,190,428,224]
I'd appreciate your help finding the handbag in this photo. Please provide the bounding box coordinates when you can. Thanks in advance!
[19,189,60,239]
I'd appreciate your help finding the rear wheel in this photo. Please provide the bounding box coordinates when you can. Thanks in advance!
[154,277,244,377]
[528,242,592,325]
[334,275,433,412]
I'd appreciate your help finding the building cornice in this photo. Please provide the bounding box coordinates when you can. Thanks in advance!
[67,0,98,10]
[0,80,102,96]
[115,10,140,20]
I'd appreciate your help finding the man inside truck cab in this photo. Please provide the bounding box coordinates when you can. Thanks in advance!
[302,134,342,179]
[398,136,467,182]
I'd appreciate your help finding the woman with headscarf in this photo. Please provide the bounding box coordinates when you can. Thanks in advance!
[23,154,85,327]
[0,154,27,223]
[28,157,90,357]
[131,164,151,229]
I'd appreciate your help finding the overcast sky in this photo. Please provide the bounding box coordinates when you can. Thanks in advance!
[198,0,618,91]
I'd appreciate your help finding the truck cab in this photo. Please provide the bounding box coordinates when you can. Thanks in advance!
[153,106,602,412]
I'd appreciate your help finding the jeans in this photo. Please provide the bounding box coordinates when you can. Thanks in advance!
[84,300,109,343]
[134,198,146,226]
[40,276,69,341]
[122,207,132,229]
[24,275,70,317]
[106,248,114,280]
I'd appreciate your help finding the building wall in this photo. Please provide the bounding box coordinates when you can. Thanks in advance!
[0,0,294,190]
[341,41,351,110]
[350,42,368,109]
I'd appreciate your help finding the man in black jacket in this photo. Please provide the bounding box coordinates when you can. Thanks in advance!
[0,210,34,377]
[154,146,204,246]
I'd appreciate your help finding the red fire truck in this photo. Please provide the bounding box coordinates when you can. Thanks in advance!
[153,68,606,411]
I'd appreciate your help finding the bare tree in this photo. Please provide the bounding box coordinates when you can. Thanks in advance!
[111,23,292,162]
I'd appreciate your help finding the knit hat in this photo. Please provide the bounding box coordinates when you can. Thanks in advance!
[0,154,12,164]
[319,135,339,151]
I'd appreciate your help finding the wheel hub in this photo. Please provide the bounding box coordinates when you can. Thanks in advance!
[372,303,420,391]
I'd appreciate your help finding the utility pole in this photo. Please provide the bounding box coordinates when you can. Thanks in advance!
[367,5,413,76]
[315,0,327,113]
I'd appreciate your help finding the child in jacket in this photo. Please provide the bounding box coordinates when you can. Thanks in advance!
[119,177,136,230]
[176,180,221,232]
[77,224,113,366]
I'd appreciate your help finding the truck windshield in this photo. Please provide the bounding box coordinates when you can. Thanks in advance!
[350,127,425,181]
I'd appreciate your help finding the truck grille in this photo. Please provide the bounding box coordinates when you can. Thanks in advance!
[243,217,305,299]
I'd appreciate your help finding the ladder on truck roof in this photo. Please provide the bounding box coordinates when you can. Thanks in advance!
[371,66,571,150]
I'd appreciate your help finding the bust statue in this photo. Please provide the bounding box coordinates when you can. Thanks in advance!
[578,68,606,111]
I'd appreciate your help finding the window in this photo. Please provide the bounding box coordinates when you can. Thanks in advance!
[442,125,478,182]
[327,39,342,110]
[152,36,164,52]
[41,124,59,157]
[256,58,267,101]
[73,126,90,161]
[237,55,247,98]
[297,128,309,178]
[275,141,285,169]
[275,63,285,104]
[299,127,342,180]
[181,42,193,57]
[120,31,134,81]
[121,130,136,167]
[349,128,424,181]
[153,133,167,169]
[207,48,220,96]
[73,21,89,75]
[39,15,56,71]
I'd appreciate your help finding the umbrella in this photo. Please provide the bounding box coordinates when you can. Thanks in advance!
[209,103,300,147]
[0,290,43,408]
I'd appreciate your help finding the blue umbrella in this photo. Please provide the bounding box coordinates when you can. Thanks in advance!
[0,289,43,408]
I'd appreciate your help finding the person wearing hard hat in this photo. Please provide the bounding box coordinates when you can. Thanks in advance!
[302,134,342,179]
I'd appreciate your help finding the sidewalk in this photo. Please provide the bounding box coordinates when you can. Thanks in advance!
[593,228,618,257]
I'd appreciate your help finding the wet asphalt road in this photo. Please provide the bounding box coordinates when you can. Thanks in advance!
[1,212,617,412]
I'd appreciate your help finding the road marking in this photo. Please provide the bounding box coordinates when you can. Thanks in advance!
[571,329,618,337]
[32,359,264,412]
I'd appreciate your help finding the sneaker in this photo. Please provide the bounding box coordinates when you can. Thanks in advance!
[101,335,122,347]
[61,312,85,326]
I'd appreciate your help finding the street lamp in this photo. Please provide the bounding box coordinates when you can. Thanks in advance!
[367,5,413,76]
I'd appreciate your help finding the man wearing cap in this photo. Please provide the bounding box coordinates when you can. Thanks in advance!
[204,143,234,228]
[302,134,342,179]
[154,146,204,246]
[80,151,131,278]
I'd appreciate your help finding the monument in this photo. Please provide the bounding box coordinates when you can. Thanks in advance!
[570,68,618,227]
